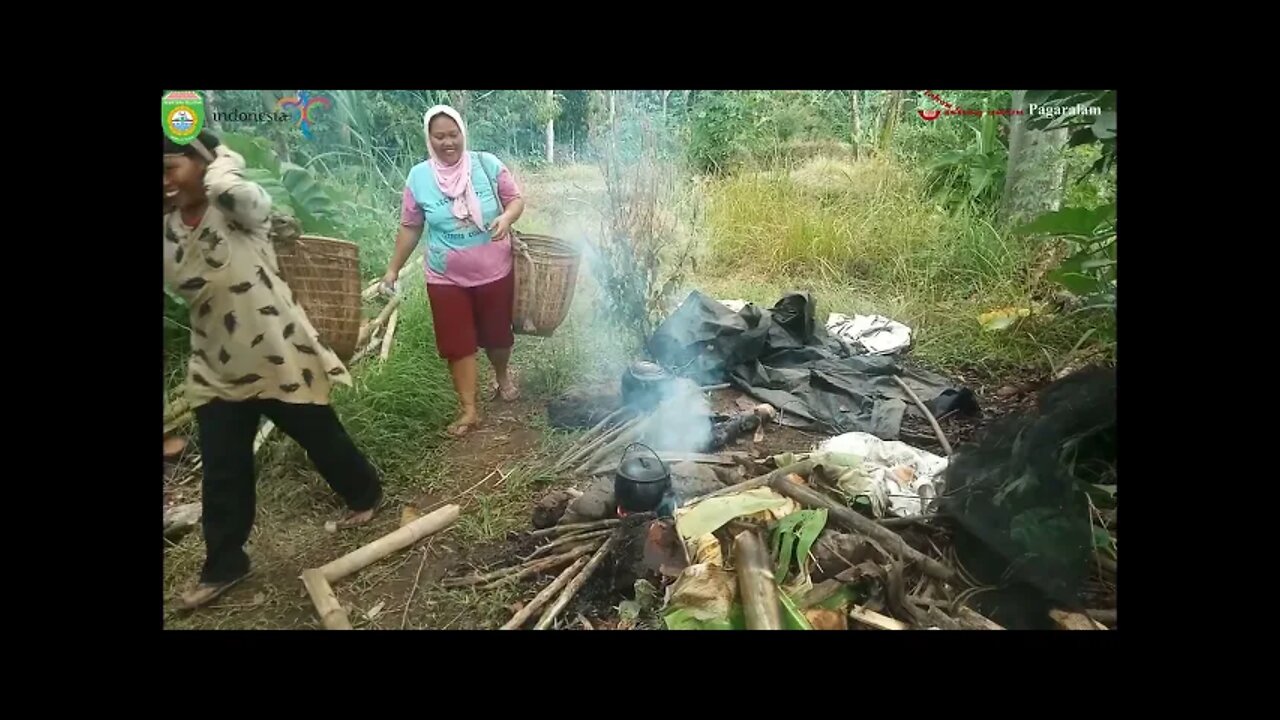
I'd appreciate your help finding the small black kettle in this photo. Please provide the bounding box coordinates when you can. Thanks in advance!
[614,443,672,514]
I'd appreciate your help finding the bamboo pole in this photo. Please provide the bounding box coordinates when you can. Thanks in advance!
[501,556,590,630]
[302,568,353,630]
[319,504,460,583]
[379,308,401,361]
[734,530,783,630]
[359,295,402,348]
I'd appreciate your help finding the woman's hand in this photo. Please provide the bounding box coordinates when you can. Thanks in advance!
[380,270,400,297]
[488,213,513,240]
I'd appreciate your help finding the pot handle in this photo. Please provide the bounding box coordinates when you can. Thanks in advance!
[620,442,667,473]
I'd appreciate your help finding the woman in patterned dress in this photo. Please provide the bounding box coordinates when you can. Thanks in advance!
[164,130,383,610]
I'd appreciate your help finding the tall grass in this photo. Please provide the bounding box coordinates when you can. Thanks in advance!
[702,155,1101,377]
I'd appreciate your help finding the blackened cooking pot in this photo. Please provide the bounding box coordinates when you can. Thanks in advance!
[621,361,674,411]
[615,443,671,514]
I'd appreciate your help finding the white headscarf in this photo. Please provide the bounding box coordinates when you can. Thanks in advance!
[423,105,483,227]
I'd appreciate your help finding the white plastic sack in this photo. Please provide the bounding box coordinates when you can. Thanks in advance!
[826,313,912,355]
[817,432,948,518]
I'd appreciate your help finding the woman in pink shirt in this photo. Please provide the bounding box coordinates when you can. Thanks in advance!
[382,106,526,437]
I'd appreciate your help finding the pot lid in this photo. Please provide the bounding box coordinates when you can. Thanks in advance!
[618,455,669,484]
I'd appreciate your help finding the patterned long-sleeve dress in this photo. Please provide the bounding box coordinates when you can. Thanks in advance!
[163,147,352,408]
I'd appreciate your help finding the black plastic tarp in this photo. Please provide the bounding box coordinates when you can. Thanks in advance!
[646,292,978,439]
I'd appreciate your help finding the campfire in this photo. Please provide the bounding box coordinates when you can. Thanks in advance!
[436,291,1116,631]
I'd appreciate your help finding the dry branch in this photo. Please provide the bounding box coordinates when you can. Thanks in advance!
[769,474,955,582]
[686,460,816,506]
[441,541,601,588]
[892,376,952,457]
[534,528,623,629]
[554,407,631,470]
[849,606,909,630]
[527,518,621,539]
[572,414,648,475]
[527,528,615,559]
[500,556,590,630]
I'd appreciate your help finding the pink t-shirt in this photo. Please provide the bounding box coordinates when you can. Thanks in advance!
[401,167,522,287]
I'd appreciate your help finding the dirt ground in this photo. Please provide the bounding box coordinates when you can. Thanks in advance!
[163,365,1052,630]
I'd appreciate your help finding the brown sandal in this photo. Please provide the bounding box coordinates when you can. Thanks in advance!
[334,492,383,529]
[177,573,250,611]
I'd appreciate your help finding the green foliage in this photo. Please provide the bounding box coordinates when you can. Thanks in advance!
[1015,89,1117,319]
[1024,90,1115,174]
[220,131,344,236]
[927,108,1008,212]
[1016,203,1116,313]
[770,509,828,583]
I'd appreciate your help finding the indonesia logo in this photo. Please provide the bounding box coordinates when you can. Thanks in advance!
[162,91,206,145]
[277,91,332,140]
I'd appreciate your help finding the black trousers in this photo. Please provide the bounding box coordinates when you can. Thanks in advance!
[194,399,382,584]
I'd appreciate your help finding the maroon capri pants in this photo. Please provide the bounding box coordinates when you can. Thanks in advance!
[426,272,516,360]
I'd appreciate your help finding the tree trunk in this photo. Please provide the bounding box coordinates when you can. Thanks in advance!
[546,89,556,164]
[662,90,672,122]
[850,90,862,160]
[609,91,617,130]
[876,90,903,153]
[1001,90,1070,228]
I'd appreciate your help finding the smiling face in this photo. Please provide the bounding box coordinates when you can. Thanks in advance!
[428,114,464,165]
[163,153,206,210]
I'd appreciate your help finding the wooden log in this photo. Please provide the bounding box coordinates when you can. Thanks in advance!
[534,528,622,630]
[319,504,460,583]
[302,568,353,630]
[379,307,401,361]
[500,556,590,630]
[527,518,621,539]
[734,530,783,630]
[769,474,956,582]
[850,605,909,630]
[685,460,816,506]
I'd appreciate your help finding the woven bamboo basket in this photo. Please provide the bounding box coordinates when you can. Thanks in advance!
[512,234,581,337]
[274,235,362,363]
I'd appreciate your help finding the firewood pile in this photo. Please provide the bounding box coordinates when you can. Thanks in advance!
[453,372,1116,631]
